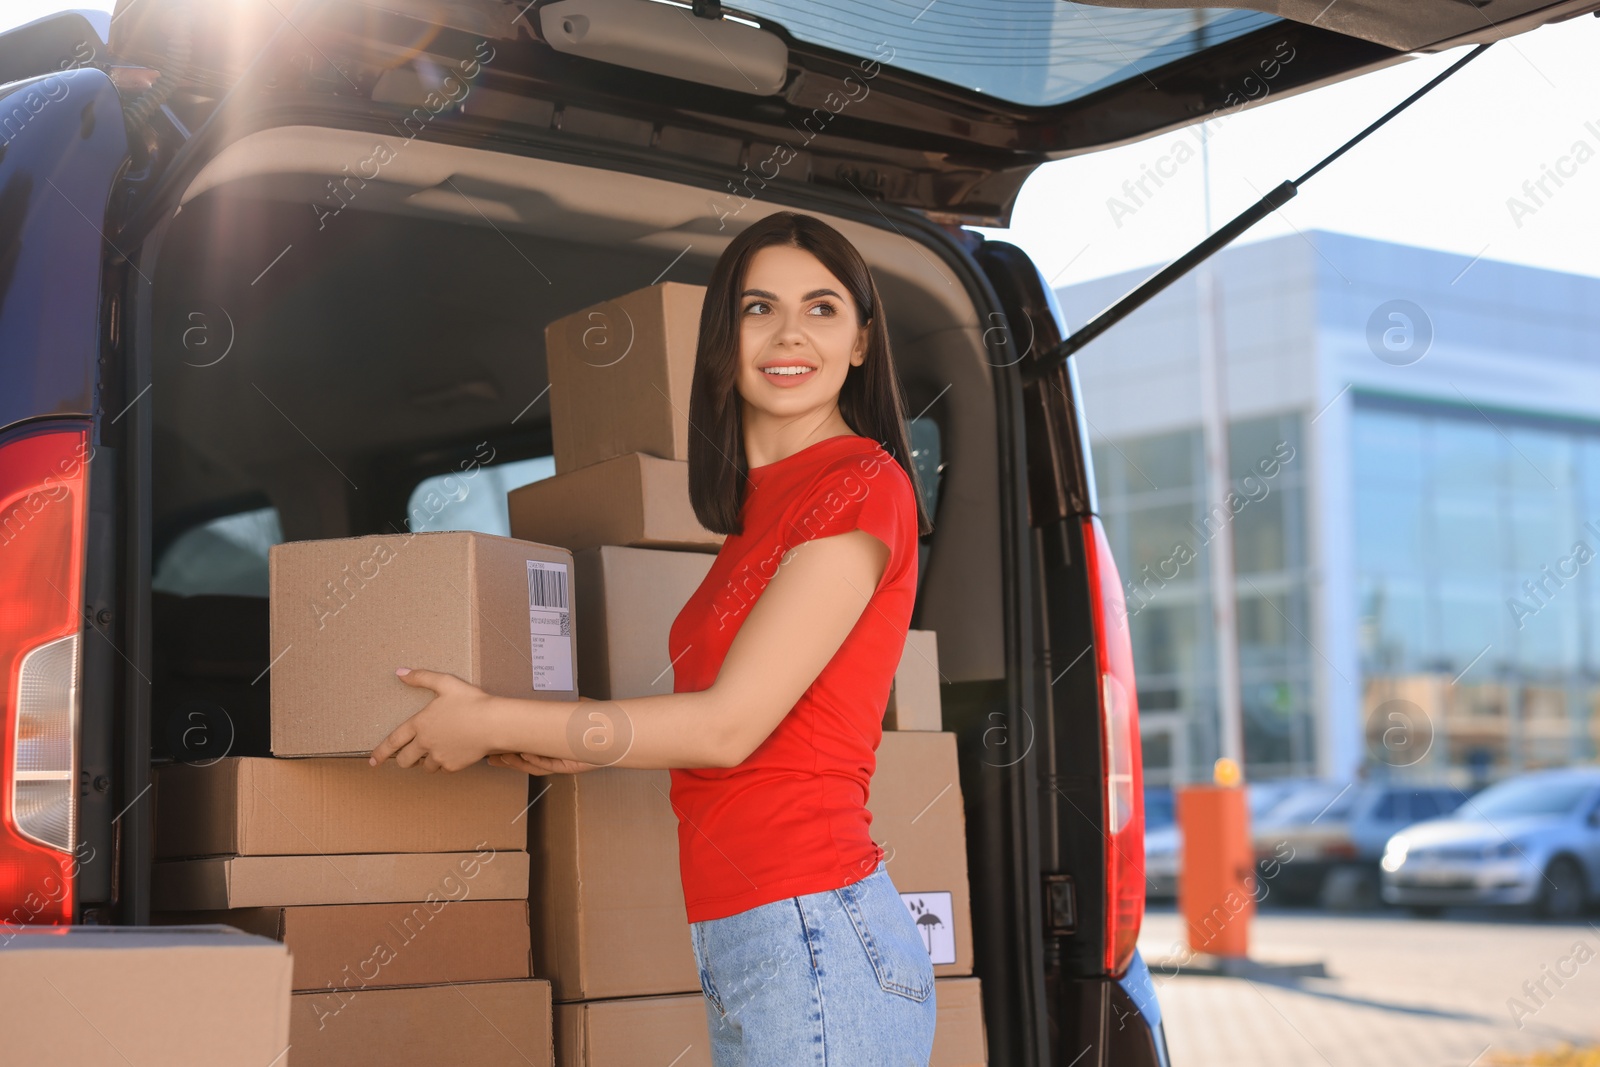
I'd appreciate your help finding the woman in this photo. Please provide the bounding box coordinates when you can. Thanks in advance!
[369,211,937,1065]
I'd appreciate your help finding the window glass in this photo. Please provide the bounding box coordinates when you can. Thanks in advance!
[732,2,1279,108]
[1509,489,1574,573]
[1434,576,1506,669]
[1319,786,1360,821]
[1463,777,1594,819]
[1371,791,1399,820]
[1409,791,1440,819]
[1358,574,1425,672]
[1248,782,1297,819]
[1237,591,1292,668]
[1241,675,1311,773]
[1505,427,1574,493]
[153,505,283,597]
[1352,410,1424,488]
[1119,429,1196,494]
[405,454,554,535]
[1125,502,1200,581]
[1231,489,1287,574]
[1355,487,1425,573]
[1264,782,1353,824]
[1431,492,1502,574]
[1138,687,1182,712]
[909,416,944,522]
[1514,588,1581,672]
[1583,439,1600,517]
[1228,415,1296,486]
[1429,419,1500,495]
[1141,732,1173,777]
[1129,602,1200,679]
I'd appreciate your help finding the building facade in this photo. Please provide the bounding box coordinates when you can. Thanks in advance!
[1057,230,1600,786]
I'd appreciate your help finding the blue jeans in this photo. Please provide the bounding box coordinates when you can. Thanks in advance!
[688,861,938,1066]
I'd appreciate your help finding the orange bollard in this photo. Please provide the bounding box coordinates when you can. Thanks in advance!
[1176,780,1254,958]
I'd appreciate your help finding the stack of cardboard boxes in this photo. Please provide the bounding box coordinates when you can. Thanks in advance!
[507,283,988,1066]
[147,279,986,1064]
[152,530,581,1065]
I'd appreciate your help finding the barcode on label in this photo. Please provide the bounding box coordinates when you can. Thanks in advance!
[527,560,569,608]
[526,559,574,692]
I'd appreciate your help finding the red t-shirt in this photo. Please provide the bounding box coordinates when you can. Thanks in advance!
[666,433,919,923]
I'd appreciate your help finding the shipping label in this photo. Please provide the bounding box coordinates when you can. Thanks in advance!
[526,560,573,692]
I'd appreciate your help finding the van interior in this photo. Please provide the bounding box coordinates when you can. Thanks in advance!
[144,124,1011,760]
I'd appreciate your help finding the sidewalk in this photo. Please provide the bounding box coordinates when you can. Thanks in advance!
[1139,906,1600,1067]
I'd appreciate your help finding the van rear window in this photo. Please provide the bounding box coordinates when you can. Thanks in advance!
[153,505,283,597]
[405,454,555,536]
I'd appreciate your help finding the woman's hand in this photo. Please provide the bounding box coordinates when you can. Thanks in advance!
[368,667,501,773]
[488,752,601,776]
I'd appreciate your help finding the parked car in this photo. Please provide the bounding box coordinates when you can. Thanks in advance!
[2,1,1573,1062]
[1252,781,1468,907]
[1247,780,1310,826]
[1381,767,1600,919]
[1145,786,1176,830]
[1144,779,1306,901]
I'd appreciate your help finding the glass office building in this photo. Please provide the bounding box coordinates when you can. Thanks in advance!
[1058,231,1600,786]
[1352,398,1600,778]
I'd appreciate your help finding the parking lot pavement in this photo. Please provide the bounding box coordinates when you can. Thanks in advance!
[1137,905,1600,1067]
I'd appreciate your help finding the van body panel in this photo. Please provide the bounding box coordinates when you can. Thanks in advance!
[0,67,126,435]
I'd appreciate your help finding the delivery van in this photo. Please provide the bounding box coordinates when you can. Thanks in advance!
[0,2,1579,1063]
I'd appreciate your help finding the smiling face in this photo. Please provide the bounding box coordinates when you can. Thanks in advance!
[734,243,868,424]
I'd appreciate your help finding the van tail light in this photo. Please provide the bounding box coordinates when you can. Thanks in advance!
[1082,515,1145,976]
[0,424,90,926]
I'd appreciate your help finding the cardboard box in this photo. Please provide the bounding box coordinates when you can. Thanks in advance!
[151,898,531,991]
[0,924,292,1065]
[553,977,984,1066]
[508,452,724,554]
[555,993,704,1067]
[291,978,552,1067]
[152,848,529,910]
[885,629,943,730]
[269,530,577,757]
[153,756,531,859]
[545,282,703,472]
[573,545,714,699]
[929,975,989,1065]
[530,732,971,1001]
[531,768,695,1001]
[872,731,973,976]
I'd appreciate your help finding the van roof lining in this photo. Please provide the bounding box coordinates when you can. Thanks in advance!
[178,125,984,335]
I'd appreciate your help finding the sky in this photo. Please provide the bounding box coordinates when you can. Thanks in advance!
[8,2,1600,286]
[978,14,1600,287]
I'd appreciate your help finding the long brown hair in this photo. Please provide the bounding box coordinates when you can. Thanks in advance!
[687,211,933,538]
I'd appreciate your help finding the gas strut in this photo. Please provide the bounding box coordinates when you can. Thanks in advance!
[1022,39,1495,384]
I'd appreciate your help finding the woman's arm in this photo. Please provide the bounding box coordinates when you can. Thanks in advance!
[487,528,889,769]
[367,528,889,772]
